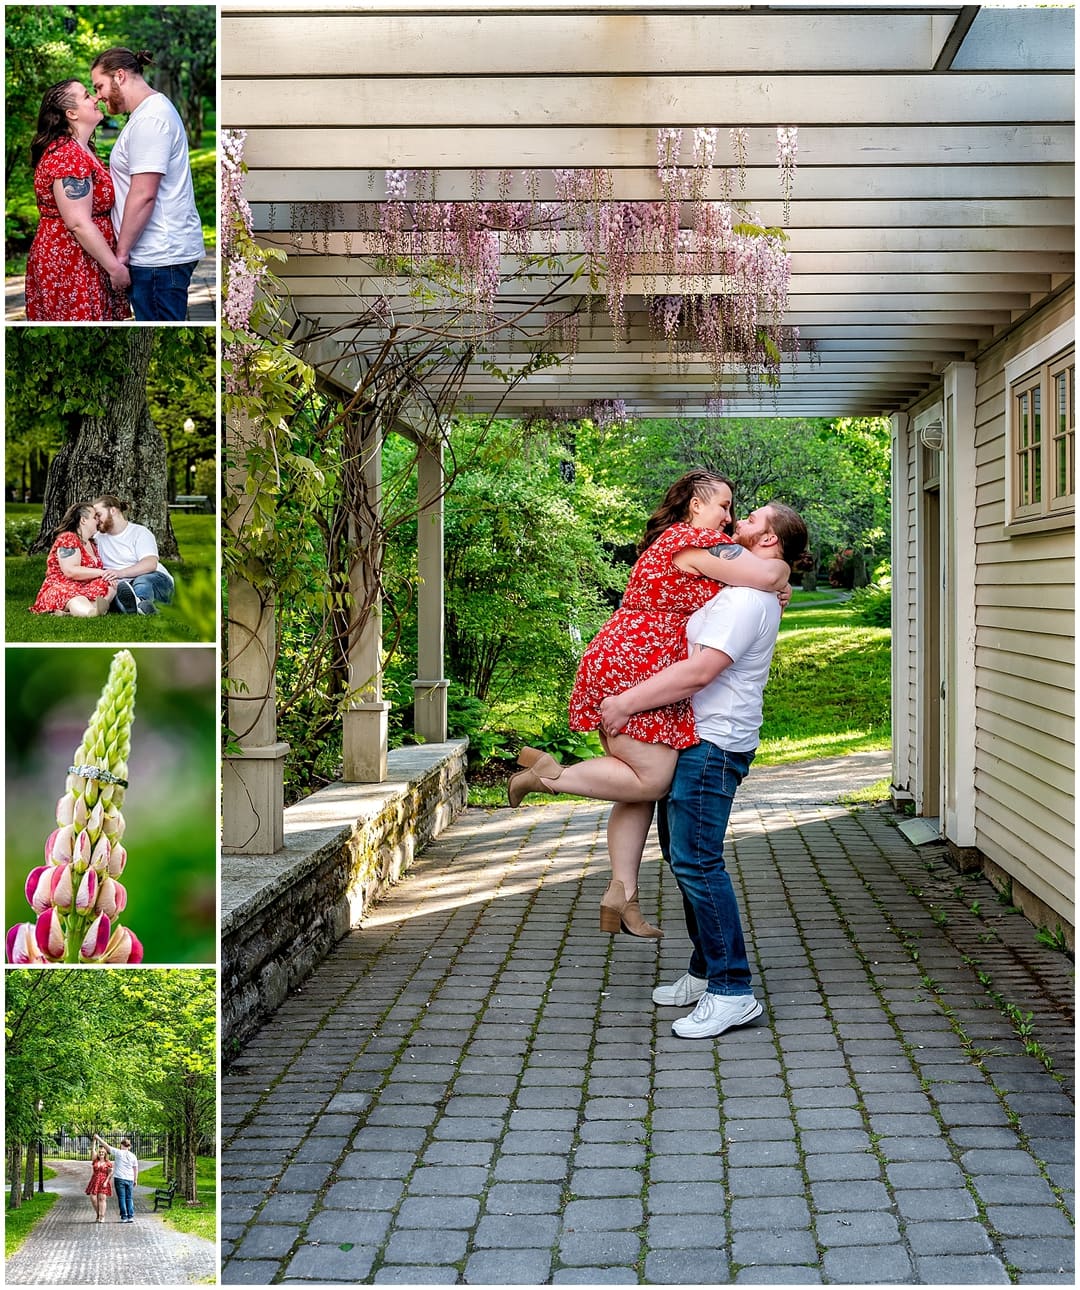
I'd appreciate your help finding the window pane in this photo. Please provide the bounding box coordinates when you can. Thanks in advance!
[1056,436,1068,496]
[1033,448,1042,501]
[1057,372,1068,433]
[1032,386,1041,443]
[1020,454,1030,504]
[1019,392,1029,446]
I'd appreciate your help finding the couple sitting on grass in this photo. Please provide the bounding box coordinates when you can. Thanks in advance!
[30,495,174,618]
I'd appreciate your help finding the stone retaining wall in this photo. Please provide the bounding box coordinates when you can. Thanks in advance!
[222,741,469,1055]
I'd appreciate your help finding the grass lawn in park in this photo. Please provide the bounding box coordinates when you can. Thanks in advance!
[760,587,891,763]
[4,1186,59,1256]
[138,1158,216,1243]
[5,510,216,644]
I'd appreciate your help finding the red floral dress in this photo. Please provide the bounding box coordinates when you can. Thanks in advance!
[25,138,127,321]
[568,523,733,749]
[85,1159,113,1196]
[30,533,113,614]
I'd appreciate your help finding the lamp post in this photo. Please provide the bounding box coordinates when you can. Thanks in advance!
[183,417,196,498]
[35,1098,44,1193]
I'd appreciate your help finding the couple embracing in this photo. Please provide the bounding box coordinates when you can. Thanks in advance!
[25,47,204,322]
[30,496,173,619]
[510,471,808,1039]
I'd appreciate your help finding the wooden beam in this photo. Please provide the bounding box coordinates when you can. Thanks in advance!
[233,121,1073,174]
[222,11,963,77]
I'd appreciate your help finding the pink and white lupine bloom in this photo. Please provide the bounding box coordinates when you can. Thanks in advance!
[6,651,143,965]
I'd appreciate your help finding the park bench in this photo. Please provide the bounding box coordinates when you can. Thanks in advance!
[153,1178,179,1210]
[169,494,213,513]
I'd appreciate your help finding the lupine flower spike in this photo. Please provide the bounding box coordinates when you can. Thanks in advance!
[7,651,143,965]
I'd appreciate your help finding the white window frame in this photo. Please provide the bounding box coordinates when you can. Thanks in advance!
[1004,318,1075,536]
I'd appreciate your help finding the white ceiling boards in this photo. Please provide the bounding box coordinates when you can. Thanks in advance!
[222,4,1075,417]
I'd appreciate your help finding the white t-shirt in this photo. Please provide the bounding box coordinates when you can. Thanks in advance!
[95,522,172,583]
[109,93,205,266]
[687,584,782,752]
[111,1148,138,1181]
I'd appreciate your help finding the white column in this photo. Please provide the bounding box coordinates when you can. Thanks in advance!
[889,411,914,801]
[223,413,288,854]
[413,440,449,743]
[941,361,978,846]
[342,414,390,781]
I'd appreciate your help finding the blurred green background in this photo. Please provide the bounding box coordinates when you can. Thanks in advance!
[6,647,216,964]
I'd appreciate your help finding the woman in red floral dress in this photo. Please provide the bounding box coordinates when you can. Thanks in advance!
[25,80,129,321]
[85,1144,114,1223]
[30,504,116,618]
[508,471,790,936]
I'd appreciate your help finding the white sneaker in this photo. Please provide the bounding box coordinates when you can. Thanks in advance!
[652,972,708,1007]
[672,992,762,1039]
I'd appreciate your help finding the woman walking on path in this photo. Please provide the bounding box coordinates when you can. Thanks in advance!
[84,1145,113,1223]
[508,470,790,938]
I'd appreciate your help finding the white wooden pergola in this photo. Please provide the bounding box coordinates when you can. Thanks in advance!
[221,3,1074,853]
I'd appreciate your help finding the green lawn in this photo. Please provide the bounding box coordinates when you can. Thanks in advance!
[5,512,216,644]
[759,588,891,765]
[138,1158,216,1243]
[5,1190,59,1256]
[470,586,890,804]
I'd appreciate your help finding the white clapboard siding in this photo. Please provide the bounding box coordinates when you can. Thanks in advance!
[969,292,1075,920]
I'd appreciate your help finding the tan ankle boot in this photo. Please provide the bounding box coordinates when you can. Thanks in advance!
[599,879,663,938]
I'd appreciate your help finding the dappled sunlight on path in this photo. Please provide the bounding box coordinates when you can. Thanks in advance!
[222,754,1073,1285]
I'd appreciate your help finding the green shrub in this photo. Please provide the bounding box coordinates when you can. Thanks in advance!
[447,687,512,765]
[527,721,604,763]
[6,517,39,556]
[849,580,892,627]
[189,151,217,243]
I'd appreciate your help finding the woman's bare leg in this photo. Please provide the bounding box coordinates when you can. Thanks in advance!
[67,596,96,617]
[608,801,657,898]
[536,733,676,804]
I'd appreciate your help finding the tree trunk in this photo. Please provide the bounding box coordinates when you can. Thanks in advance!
[21,1137,36,1202]
[9,1142,23,1210]
[31,331,179,559]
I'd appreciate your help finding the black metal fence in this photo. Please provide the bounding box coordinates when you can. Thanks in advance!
[46,1131,167,1162]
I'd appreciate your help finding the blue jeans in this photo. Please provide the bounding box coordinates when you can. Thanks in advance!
[128,260,198,321]
[660,740,755,996]
[112,572,174,612]
[114,1177,134,1220]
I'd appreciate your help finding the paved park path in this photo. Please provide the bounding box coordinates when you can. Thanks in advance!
[5,1159,216,1285]
[5,256,215,322]
[222,754,1074,1285]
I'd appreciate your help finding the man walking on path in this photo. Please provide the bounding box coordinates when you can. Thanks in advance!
[93,1134,139,1222]
[601,501,808,1039]
[90,47,205,321]
[93,494,175,614]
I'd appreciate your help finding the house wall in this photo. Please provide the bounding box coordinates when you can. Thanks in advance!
[970,289,1074,931]
[894,288,1074,936]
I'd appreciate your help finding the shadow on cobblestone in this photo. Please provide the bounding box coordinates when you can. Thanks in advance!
[221,756,1074,1285]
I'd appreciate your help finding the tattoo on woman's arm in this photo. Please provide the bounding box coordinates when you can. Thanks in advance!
[58,546,78,559]
[708,544,744,560]
[61,175,92,199]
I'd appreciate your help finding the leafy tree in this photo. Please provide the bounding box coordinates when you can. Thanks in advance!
[5,969,215,1208]
[125,5,216,145]
[6,328,214,554]
[573,413,892,582]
